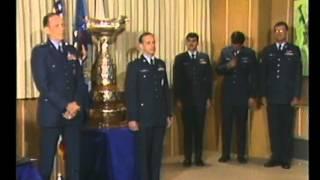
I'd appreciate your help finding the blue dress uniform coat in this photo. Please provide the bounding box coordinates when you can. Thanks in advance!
[216,46,258,105]
[259,42,302,165]
[125,55,172,180]
[174,52,213,107]
[260,43,302,104]
[173,51,213,163]
[31,40,88,180]
[216,46,258,159]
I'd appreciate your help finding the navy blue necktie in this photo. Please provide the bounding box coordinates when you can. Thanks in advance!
[58,44,63,53]
[192,54,196,61]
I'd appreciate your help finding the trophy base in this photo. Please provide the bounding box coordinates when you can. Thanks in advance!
[89,108,127,128]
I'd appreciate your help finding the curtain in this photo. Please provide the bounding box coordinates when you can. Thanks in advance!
[17,0,212,98]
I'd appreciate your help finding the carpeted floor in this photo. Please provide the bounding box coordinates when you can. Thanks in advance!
[161,151,308,180]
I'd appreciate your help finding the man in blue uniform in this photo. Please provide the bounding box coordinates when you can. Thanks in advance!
[173,32,213,167]
[260,21,302,169]
[216,31,258,164]
[31,13,88,180]
[125,32,173,180]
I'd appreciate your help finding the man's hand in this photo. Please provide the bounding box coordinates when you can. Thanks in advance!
[67,53,77,61]
[291,97,299,107]
[227,58,238,69]
[176,100,182,109]
[62,111,75,120]
[65,102,80,120]
[206,99,212,109]
[128,121,139,131]
[167,116,174,128]
[248,98,257,109]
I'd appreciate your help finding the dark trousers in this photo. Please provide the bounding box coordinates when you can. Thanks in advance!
[135,127,166,180]
[182,105,206,161]
[39,126,80,180]
[221,104,248,158]
[267,104,295,164]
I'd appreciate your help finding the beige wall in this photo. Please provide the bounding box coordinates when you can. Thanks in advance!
[17,0,308,160]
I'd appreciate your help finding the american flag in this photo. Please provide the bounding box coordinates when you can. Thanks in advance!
[53,0,64,16]
[73,0,91,62]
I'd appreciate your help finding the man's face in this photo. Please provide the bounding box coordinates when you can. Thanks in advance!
[45,15,65,41]
[274,25,287,42]
[140,34,156,56]
[186,37,198,51]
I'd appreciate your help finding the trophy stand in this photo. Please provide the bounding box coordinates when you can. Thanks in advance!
[87,16,129,128]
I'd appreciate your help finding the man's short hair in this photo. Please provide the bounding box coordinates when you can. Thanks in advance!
[274,21,289,31]
[186,32,199,42]
[138,32,154,43]
[231,31,245,44]
[43,13,58,27]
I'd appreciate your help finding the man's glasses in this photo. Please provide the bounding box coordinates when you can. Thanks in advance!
[274,29,285,33]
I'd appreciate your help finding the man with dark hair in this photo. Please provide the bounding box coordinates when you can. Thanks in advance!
[216,31,258,164]
[125,32,173,180]
[260,21,302,169]
[173,32,213,167]
[31,13,88,180]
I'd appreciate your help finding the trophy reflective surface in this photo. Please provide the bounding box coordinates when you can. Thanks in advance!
[87,16,128,128]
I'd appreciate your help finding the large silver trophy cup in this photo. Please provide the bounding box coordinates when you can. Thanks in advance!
[87,16,128,128]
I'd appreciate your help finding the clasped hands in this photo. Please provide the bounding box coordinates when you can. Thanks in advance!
[63,102,80,120]
[227,57,238,69]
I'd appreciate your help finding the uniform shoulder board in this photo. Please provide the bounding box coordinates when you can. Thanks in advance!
[37,42,47,49]
[39,42,47,46]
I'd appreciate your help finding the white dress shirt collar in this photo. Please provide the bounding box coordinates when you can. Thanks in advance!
[143,54,155,64]
[50,39,63,50]
[187,51,197,59]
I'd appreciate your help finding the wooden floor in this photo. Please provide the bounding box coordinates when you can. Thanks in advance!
[161,151,308,180]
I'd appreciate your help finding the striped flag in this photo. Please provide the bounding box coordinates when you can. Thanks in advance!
[53,0,64,16]
[73,0,91,63]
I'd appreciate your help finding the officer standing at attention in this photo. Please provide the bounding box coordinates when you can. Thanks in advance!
[216,31,258,164]
[31,13,88,180]
[173,32,213,167]
[125,32,173,180]
[260,21,302,169]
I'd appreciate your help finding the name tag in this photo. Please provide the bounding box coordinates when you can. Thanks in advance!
[199,59,207,64]
[158,67,165,71]
[284,50,294,56]
[139,69,149,73]
[241,57,248,63]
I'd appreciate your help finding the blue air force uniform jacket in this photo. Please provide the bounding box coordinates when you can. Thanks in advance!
[125,56,172,128]
[173,52,213,107]
[216,46,258,105]
[259,43,302,104]
[31,41,88,127]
